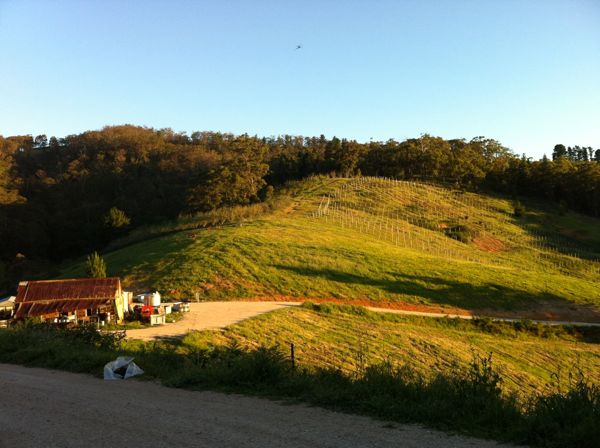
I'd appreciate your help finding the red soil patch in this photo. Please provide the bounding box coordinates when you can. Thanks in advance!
[473,235,505,252]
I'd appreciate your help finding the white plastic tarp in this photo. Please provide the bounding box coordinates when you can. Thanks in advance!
[103,356,144,380]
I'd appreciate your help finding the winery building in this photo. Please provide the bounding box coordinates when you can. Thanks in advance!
[14,277,126,324]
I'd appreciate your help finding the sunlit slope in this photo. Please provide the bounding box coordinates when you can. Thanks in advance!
[180,303,600,396]
[312,177,600,276]
[61,177,600,314]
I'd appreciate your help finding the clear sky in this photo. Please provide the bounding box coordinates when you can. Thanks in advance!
[1,0,599,159]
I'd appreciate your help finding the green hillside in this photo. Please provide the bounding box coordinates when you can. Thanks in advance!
[61,177,600,318]
[178,303,600,396]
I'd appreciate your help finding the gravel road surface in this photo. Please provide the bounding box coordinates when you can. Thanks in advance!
[0,363,512,448]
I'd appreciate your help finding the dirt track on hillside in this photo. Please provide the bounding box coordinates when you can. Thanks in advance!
[126,300,600,341]
[240,295,600,322]
[0,363,511,448]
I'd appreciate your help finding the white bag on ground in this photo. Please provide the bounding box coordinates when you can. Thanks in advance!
[103,356,144,380]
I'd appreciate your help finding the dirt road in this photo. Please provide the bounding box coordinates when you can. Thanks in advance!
[363,306,600,327]
[126,301,298,340]
[126,301,600,341]
[0,363,510,448]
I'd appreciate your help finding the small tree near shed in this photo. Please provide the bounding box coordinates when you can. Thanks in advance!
[86,252,107,278]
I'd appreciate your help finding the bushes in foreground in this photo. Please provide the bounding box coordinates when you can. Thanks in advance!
[525,375,600,447]
[0,323,598,447]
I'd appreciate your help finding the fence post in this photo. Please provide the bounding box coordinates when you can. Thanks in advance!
[290,343,295,371]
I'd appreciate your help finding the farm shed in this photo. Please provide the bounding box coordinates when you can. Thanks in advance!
[14,278,126,324]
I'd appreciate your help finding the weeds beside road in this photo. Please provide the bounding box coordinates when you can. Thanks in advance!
[0,308,599,447]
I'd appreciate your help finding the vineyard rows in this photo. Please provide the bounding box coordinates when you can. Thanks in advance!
[310,177,600,278]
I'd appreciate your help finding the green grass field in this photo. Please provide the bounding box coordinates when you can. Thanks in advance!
[60,176,600,316]
[176,303,600,397]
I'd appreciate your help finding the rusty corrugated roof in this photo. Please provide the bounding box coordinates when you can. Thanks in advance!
[14,278,120,319]
[14,298,111,319]
[15,278,121,303]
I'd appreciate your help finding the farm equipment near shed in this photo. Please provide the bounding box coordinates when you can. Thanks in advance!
[133,304,166,326]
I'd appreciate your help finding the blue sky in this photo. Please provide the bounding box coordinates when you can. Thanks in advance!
[1,0,598,159]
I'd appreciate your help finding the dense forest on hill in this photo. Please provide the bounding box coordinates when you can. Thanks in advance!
[0,125,599,293]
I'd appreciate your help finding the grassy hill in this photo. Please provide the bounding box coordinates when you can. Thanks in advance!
[175,302,600,396]
[61,176,600,318]
[28,176,600,446]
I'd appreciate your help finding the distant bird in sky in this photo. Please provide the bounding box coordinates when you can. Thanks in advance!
[295,44,302,50]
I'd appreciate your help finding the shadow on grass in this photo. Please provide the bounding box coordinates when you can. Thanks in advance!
[107,233,197,290]
[274,265,600,317]
[512,199,600,260]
